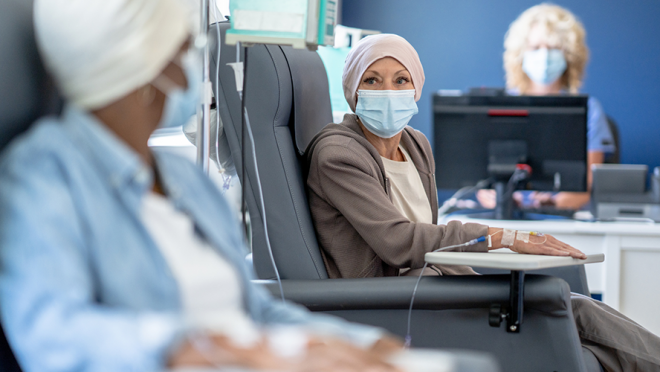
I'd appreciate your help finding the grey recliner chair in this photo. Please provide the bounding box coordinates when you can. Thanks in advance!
[0,1,61,371]
[209,22,603,372]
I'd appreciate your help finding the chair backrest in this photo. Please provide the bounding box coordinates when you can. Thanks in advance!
[1,1,60,370]
[210,22,332,279]
[0,1,60,152]
[604,115,620,164]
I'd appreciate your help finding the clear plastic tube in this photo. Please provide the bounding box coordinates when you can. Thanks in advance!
[404,236,486,348]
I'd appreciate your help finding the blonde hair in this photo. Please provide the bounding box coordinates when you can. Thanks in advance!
[503,3,589,93]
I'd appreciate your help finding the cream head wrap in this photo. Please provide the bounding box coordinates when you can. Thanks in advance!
[342,34,425,112]
[34,0,190,110]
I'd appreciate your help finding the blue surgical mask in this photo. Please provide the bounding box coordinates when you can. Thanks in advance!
[522,48,567,86]
[153,50,202,128]
[355,89,418,138]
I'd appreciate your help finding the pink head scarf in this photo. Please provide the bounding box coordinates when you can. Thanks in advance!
[342,34,425,112]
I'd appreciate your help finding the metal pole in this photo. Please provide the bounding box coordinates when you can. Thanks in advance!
[196,0,211,174]
[507,270,525,333]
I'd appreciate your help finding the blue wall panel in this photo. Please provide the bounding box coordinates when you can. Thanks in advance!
[342,0,660,171]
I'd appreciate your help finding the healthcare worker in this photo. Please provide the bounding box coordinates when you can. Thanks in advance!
[479,3,615,210]
[0,0,403,371]
[304,33,660,371]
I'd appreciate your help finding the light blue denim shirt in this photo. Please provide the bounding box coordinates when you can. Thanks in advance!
[0,105,382,372]
[585,97,615,154]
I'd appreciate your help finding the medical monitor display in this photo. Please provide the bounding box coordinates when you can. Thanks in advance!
[433,94,588,192]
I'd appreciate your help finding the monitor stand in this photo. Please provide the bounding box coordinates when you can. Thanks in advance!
[493,181,513,220]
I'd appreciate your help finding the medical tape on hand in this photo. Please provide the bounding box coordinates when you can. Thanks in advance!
[516,231,530,243]
[501,229,516,247]
[487,229,503,248]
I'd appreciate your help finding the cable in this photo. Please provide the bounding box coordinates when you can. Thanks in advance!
[211,0,232,191]
[438,178,492,215]
[243,107,285,302]
[231,40,284,302]
[505,166,531,199]
[404,236,486,348]
[240,43,248,237]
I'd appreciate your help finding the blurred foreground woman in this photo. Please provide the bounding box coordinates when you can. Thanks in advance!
[0,0,402,371]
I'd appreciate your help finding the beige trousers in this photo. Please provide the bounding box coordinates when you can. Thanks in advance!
[572,293,660,372]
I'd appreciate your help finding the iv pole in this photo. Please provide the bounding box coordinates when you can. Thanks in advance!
[196,0,211,174]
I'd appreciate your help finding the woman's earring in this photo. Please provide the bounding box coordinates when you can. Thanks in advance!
[139,84,156,106]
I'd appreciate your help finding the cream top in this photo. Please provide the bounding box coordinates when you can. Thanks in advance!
[381,145,433,224]
[140,192,260,346]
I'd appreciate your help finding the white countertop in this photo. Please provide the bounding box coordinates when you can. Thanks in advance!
[439,214,660,236]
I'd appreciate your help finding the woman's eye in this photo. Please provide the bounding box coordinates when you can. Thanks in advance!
[396,77,409,85]
[364,77,377,84]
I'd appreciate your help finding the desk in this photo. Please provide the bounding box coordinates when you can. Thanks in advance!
[440,215,660,335]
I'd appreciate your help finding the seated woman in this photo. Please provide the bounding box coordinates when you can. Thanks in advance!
[305,33,660,371]
[479,3,616,210]
[0,0,402,371]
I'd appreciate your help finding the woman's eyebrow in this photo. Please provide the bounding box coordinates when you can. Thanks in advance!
[363,70,382,76]
[395,69,410,75]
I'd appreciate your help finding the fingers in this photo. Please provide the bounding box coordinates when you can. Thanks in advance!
[546,235,587,259]
[193,335,401,372]
[476,190,496,209]
[517,243,569,257]
[301,339,400,372]
[369,336,404,357]
[512,234,587,259]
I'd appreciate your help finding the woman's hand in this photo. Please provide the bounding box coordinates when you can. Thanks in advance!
[552,192,591,210]
[476,189,497,209]
[169,333,402,372]
[169,335,292,370]
[477,189,545,209]
[509,233,587,259]
[369,335,405,357]
[301,338,402,372]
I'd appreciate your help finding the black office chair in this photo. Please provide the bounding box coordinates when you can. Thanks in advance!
[209,22,603,372]
[604,115,621,164]
[0,1,61,370]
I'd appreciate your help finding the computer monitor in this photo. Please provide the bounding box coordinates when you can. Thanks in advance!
[433,94,588,218]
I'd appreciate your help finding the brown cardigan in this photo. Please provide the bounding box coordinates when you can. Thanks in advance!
[305,114,488,279]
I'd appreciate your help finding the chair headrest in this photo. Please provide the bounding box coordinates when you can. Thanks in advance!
[280,46,333,156]
[0,0,60,151]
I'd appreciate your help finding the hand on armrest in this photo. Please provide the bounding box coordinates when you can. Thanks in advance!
[169,333,403,372]
[487,228,586,259]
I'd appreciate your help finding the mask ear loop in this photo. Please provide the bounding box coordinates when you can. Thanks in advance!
[151,73,182,96]
[138,84,156,106]
[151,46,195,96]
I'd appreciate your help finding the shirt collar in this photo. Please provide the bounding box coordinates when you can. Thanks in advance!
[63,104,154,193]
